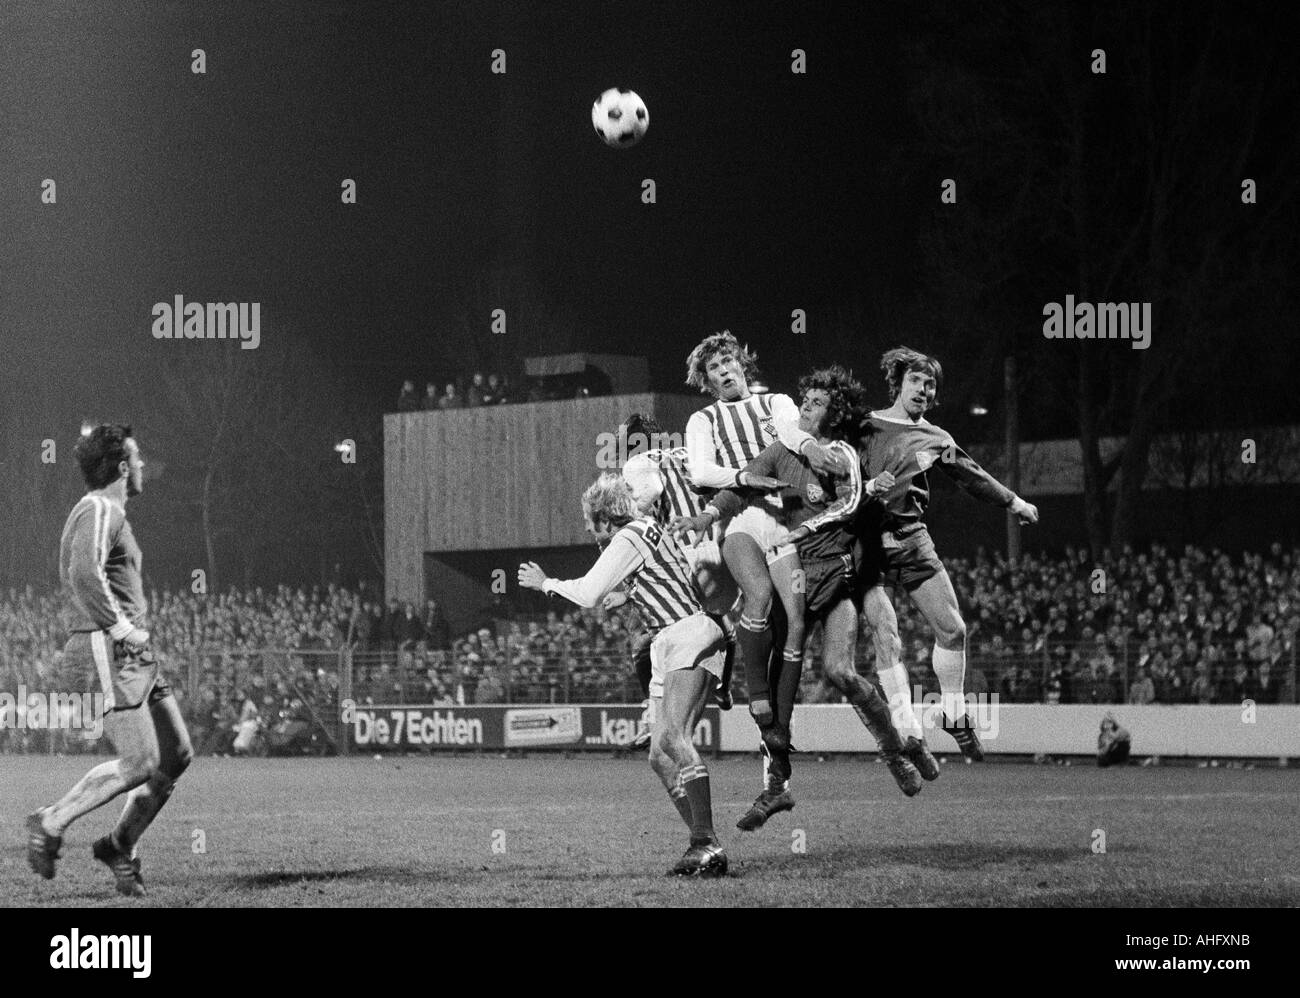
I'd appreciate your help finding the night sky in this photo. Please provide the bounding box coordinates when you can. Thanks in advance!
[2,0,913,409]
[2,0,1297,586]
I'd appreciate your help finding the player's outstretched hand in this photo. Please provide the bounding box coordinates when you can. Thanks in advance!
[123,628,150,653]
[1010,497,1039,525]
[668,514,713,539]
[866,471,896,497]
[601,590,629,611]
[517,562,548,591]
[803,441,849,477]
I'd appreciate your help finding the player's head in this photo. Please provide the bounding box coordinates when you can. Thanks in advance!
[74,424,143,496]
[685,330,758,401]
[881,346,942,417]
[797,365,866,442]
[581,472,639,540]
[619,412,665,459]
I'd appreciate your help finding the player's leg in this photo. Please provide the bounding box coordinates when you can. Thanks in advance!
[722,531,776,726]
[103,692,194,856]
[861,583,924,741]
[658,620,728,876]
[647,696,692,830]
[908,566,983,760]
[630,630,654,750]
[822,598,929,793]
[28,703,158,880]
[763,550,805,787]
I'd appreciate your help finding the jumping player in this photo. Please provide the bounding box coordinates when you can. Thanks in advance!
[675,367,926,828]
[857,348,1039,760]
[517,473,729,877]
[683,332,848,791]
[25,425,193,897]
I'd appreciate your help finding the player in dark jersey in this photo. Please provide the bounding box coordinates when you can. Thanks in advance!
[675,367,926,827]
[518,472,729,877]
[683,332,850,799]
[25,425,193,897]
[857,348,1039,761]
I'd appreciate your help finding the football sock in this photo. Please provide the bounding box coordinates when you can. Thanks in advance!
[112,770,178,854]
[680,763,715,843]
[876,661,923,740]
[668,777,694,830]
[933,643,968,724]
[738,612,773,716]
[772,650,804,732]
[44,760,131,836]
[840,674,905,754]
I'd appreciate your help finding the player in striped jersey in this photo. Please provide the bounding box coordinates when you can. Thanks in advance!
[25,425,193,897]
[675,367,925,825]
[857,348,1039,761]
[518,473,729,877]
[684,332,850,789]
[616,412,771,713]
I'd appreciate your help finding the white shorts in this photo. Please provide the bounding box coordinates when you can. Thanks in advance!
[725,505,797,565]
[682,536,739,615]
[648,613,727,699]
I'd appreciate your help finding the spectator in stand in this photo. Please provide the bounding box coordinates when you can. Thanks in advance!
[1191,662,1216,704]
[1127,667,1155,705]
[379,597,402,653]
[475,666,505,704]
[436,382,462,410]
[465,372,486,407]
[1228,661,1256,704]
[486,373,507,404]
[397,380,420,412]
[1256,659,1281,704]
[423,598,450,651]
[421,382,440,410]
[397,601,425,651]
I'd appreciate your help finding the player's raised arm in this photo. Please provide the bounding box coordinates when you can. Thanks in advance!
[517,532,645,609]
[66,498,140,642]
[937,437,1038,523]
[684,410,740,489]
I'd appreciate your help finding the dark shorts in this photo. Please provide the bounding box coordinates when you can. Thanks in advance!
[860,526,945,593]
[62,632,173,713]
[802,553,858,622]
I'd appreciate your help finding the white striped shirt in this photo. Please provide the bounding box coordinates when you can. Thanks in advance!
[542,517,702,633]
[684,391,811,490]
[622,447,716,542]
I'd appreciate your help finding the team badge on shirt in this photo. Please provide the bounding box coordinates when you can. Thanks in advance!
[915,450,937,471]
[805,481,825,503]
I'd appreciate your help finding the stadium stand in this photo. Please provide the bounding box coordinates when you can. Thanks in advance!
[1,543,1296,754]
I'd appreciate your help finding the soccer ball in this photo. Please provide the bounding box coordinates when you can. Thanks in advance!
[591,88,649,148]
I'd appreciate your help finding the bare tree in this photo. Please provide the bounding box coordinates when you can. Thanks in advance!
[898,1,1300,552]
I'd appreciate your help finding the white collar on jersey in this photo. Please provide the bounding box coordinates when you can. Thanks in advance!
[870,410,932,427]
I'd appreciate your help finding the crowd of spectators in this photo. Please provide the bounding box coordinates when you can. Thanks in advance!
[2,542,1297,753]
[395,368,611,412]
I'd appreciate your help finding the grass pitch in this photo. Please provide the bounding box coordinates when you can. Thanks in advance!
[3,753,1296,907]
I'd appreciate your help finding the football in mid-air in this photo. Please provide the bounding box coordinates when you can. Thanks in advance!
[591,88,648,148]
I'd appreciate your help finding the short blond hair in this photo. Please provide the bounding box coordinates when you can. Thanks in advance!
[581,472,639,533]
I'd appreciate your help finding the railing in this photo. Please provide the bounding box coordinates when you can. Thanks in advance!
[1,631,1294,755]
